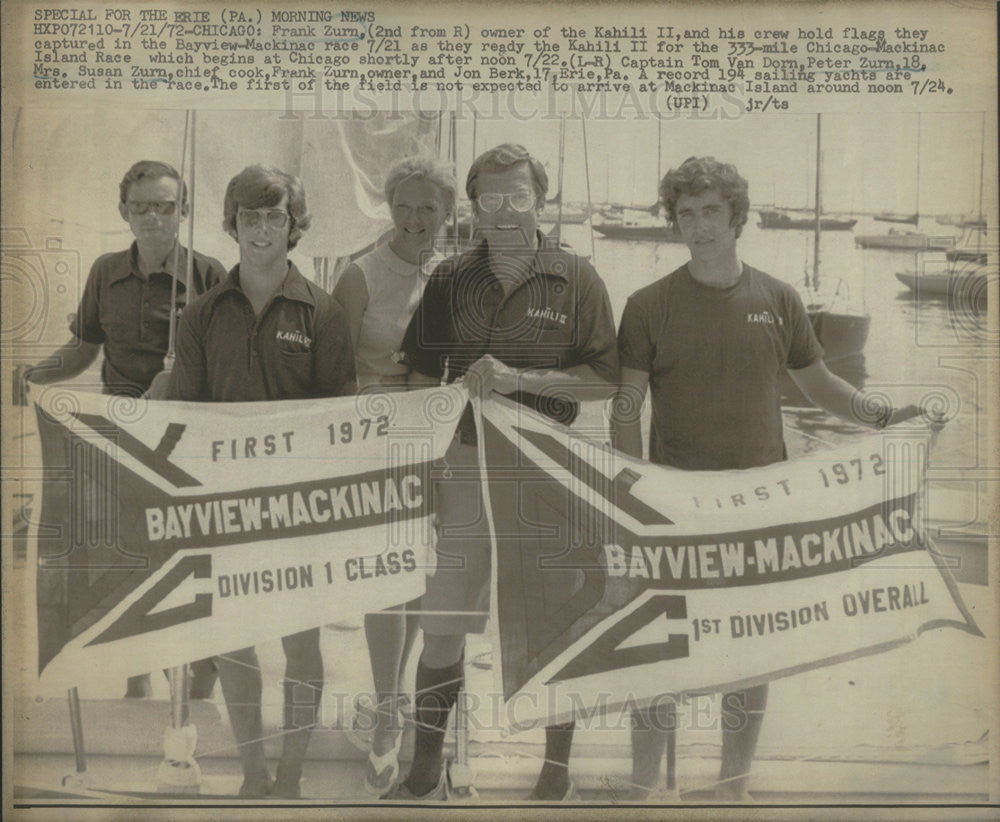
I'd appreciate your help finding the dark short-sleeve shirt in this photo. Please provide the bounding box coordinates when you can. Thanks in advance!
[70,243,226,396]
[401,234,618,437]
[167,262,355,403]
[617,263,822,470]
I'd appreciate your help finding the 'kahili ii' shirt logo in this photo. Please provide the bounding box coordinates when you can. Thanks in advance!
[527,306,568,325]
[276,329,312,348]
[747,311,782,326]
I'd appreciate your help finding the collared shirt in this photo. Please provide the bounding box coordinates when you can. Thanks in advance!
[401,233,618,436]
[167,262,355,403]
[71,242,226,396]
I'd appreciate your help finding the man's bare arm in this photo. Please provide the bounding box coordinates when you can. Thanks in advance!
[789,359,938,428]
[610,366,649,459]
[24,338,101,385]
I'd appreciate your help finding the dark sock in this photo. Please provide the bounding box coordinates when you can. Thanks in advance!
[404,656,464,795]
[533,721,575,798]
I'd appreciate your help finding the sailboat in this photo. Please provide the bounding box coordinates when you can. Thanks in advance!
[538,193,591,225]
[854,115,954,251]
[758,207,857,231]
[798,114,871,369]
[592,217,683,241]
[896,114,992,306]
[855,228,954,251]
[591,120,685,243]
[873,211,920,226]
[894,259,990,302]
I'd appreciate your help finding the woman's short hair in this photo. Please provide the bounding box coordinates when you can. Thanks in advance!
[384,155,457,215]
[222,165,311,249]
[120,160,186,207]
[465,143,548,201]
[659,156,750,237]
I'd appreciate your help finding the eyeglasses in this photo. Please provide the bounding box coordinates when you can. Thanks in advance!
[126,200,177,216]
[475,191,537,214]
[237,209,290,229]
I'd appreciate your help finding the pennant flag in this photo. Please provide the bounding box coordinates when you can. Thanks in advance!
[475,397,982,731]
[30,383,467,690]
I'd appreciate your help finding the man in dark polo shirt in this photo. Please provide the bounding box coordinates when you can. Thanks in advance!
[22,159,226,699]
[614,156,938,801]
[167,165,354,798]
[24,160,226,397]
[383,144,619,801]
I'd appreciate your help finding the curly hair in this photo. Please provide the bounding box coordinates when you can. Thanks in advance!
[465,143,548,201]
[222,165,311,250]
[659,156,750,237]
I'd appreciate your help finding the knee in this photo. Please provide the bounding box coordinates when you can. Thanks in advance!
[216,647,259,676]
[421,633,465,668]
[283,631,323,680]
[723,684,768,714]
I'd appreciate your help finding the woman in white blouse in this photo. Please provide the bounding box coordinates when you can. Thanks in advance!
[333,155,456,794]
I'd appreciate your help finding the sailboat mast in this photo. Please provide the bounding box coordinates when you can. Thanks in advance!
[977,112,985,223]
[656,116,662,215]
[657,117,662,182]
[557,116,566,243]
[449,111,460,245]
[581,115,597,263]
[975,111,985,252]
[915,112,921,219]
[186,110,196,298]
[812,113,821,291]
[166,110,192,360]
[630,135,637,206]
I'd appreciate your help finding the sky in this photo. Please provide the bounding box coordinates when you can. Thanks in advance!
[7,107,994,275]
[449,110,992,215]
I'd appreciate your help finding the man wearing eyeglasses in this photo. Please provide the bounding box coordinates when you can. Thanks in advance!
[20,159,226,699]
[22,160,225,399]
[385,144,618,801]
[167,165,355,798]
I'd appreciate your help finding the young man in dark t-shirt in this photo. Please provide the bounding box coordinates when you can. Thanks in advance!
[168,166,355,798]
[21,160,226,699]
[614,156,937,800]
[383,144,618,801]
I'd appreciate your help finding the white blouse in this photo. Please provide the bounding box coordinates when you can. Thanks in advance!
[352,242,442,392]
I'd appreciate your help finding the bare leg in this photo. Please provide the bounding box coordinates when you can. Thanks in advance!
[216,647,270,797]
[718,683,768,801]
[156,659,218,699]
[398,601,421,687]
[629,700,675,796]
[364,598,420,756]
[188,657,219,699]
[273,628,324,798]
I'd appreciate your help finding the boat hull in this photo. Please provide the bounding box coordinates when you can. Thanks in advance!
[873,212,920,226]
[539,211,590,225]
[895,269,989,303]
[592,223,684,242]
[807,309,871,362]
[780,308,870,405]
[945,249,988,264]
[855,233,952,251]
[758,209,857,231]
